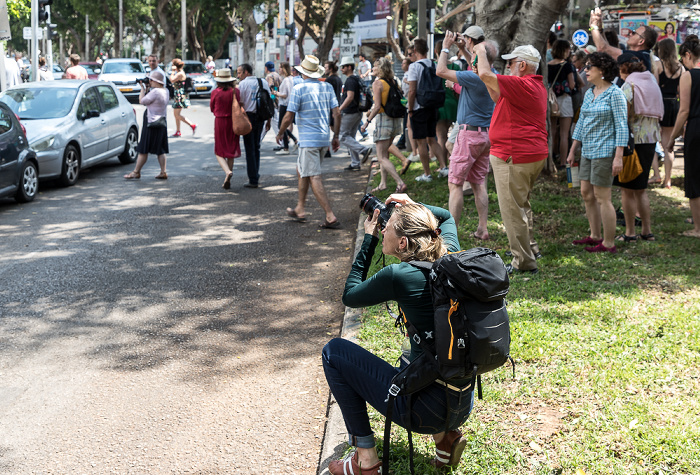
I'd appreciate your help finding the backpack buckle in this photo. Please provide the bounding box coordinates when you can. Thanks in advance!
[412,334,421,344]
[457,338,466,349]
[384,384,401,402]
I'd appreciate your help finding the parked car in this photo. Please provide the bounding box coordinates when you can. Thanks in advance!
[79,61,102,80]
[166,60,215,98]
[98,58,147,101]
[0,80,139,187]
[52,63,65,80]
[0,102,39,202]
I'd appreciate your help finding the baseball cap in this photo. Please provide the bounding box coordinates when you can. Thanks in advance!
[463,25,484,40]
[501,45,541,63]
[265,61,275,71]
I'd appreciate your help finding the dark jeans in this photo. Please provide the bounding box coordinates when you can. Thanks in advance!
[243,112,265,185]
[278,105,297,149]
[322,337,474,449]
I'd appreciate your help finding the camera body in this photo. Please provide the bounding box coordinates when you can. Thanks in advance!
[135,77,149,85]
[360,193,397,230]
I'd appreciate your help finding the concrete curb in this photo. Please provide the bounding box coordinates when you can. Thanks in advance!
[317,164,377,475]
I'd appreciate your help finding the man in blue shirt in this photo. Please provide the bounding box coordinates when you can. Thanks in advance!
[437,29,495,240]
[277,55,341,229]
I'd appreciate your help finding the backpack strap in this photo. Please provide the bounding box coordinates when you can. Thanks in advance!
[382,393,416,475]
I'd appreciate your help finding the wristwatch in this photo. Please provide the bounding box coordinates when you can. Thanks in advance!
[441,48,450,54]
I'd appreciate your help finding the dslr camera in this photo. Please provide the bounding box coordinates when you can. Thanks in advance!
[135,77,150,85]
[360,193,397,230]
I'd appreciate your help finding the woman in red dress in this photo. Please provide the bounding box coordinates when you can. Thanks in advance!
[210,68,241,189]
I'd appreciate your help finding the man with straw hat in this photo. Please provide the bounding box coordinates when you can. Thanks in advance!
[277,55,342,229]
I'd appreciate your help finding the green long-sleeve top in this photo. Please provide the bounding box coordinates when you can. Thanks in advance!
[342,205,460,361]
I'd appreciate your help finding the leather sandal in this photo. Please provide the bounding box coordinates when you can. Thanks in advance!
[431,429,467,469]
[328,450,381,475]
[155,172,168,180]
[124,171,140,179]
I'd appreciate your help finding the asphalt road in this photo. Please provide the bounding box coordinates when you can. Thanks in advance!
[0,98,368,473]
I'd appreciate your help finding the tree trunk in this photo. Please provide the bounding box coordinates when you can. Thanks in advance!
[241,14,258,65]
[156,0,181,62]
[475,0,569,174]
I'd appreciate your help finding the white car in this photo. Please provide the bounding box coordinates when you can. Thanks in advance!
[0,80,139,186]
[98,58,148,101]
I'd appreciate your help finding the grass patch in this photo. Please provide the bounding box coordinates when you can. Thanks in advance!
[351,157,700,474]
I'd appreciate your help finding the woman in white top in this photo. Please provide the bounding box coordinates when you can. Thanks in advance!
[124,70,170,180]
[275,62,299,153]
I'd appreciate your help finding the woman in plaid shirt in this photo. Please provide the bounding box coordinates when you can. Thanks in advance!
[567,52,628,253]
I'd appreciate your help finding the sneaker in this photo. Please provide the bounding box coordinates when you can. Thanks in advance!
[361,147,373,164]
[273,146,283,151]
[505,263,539,275]
[360,133,369,142]
[572,236,603,246]
[585,243,617,253]
[276,149,290,155]
[415,174,433,182]
[505,250,542,259]
[344,164,361,171]
[408,153,420,163]
[438,167,449,178]
[291,142,299,152]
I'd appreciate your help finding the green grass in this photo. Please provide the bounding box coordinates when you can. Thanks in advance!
[351,155,700,474]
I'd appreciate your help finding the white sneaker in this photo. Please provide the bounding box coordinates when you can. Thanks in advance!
[415,174,433,182]
[408,153,420,163]
[276,149,290,155]
[291,142,299,152]
[438,167,449,178]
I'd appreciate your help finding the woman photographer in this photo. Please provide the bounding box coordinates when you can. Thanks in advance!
[323,193,472,475]
[124,70,170,180]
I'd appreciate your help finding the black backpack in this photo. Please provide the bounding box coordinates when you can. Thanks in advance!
[382,247,514,474]
[382,78,406,118]
[184,76,193,94]
[256,78,275,121]
[357,80,373,112]
[416,61,445,109]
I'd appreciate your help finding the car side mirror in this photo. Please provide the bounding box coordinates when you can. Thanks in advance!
[82,109,100,120]
[94,68,101,74]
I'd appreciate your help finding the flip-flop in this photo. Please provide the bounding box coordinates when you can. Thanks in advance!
[371,186,387,193]
[286,208,307,222]
[648,177,662,184]
[223,172,232,190]
[400,161,411,175]
[395,183,408,193]
[320,219,341,229]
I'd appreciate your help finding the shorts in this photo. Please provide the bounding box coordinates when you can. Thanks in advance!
[297,146,327,178]
[448,127,490,185]
[373,113,402,142]
[579,156,614,187]
[447,122,459,144]
[555,94,574,118]
[410,107,438,140]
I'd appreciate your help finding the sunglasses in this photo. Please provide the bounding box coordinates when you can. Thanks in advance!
[584,64,592,70]
[507,59,523,68]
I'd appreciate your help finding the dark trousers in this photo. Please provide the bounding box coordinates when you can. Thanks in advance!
[278,105,297,149]
[243,112,265,185]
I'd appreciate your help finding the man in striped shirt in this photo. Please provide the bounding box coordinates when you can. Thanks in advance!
[277,55,342,229]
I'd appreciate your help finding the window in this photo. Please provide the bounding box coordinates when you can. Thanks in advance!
[102,62,145,74]
[0,88,78,119]
[0,109,12,135]
[97,85,119,111]
[77,88,101,118]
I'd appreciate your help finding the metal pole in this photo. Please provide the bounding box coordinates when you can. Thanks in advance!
[289,0,295,65]
[31,0,38,82]
[279,0,286,62]
[46,6,52,69]
[85,15,89,59]
[429,8,435,59]
[0,42,7,91]
[181,0,186,59]
[417,0,426,39]
[119,0,123,57]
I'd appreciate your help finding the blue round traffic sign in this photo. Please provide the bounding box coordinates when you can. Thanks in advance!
[572,29,589,48]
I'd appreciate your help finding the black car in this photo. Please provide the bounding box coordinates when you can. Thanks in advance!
[0,103,39,202]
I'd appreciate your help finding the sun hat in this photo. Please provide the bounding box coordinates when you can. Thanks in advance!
[149,70,166,85]
[295,55,325,78]
[501,44,541,63]
[463,25,485,40]
[584,45,597,54]
[339,56,355,67]
[214,68,236,82]
[265,61,275,71]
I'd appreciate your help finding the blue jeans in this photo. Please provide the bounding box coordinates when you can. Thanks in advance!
[322,338,474,449]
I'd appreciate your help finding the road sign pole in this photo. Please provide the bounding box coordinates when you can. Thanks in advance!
[31,0,38,82]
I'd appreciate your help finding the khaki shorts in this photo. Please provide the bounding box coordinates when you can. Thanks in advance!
[579,156,614,187]
[373,113,402,142]
[297,146,327,178]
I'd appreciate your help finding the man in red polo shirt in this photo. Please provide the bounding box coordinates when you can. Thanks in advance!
[474,43,547,274]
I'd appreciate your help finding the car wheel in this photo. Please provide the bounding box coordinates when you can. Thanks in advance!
[15,160,38,203]
[119,127,138,164]
[59,144,80,186]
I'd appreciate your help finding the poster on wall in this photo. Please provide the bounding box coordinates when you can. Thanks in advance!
[649,20,678,44]
[357,0,390,22]
[619,17,648,39]
[677,20,700,45]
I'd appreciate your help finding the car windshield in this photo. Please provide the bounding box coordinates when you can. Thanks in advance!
[0,88,78,119]
[184,63,205,74]
[102,62,144,74]
[53,64,64,73]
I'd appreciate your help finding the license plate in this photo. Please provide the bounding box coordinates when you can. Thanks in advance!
[119,87,133,92]
[195,86,207,91]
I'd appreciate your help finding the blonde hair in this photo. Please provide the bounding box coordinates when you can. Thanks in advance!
[374,57,394,81]
[391,204,447,262]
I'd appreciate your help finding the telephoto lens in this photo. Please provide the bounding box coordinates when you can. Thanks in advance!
[359,193,397,230]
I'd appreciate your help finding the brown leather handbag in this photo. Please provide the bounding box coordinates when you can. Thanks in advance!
[232,89,252,136]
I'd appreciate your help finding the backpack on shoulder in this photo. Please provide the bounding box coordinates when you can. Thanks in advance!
[256,78,276,121]
[416,61,445,109]
[358,80,374,112]
[382,247,514,474]
[383,79,407,119]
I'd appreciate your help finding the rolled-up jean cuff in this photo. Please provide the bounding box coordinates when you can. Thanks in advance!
[351,434,376,449]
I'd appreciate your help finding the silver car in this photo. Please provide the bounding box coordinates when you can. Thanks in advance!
[0,80,139,186]
[98,58,147,100]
